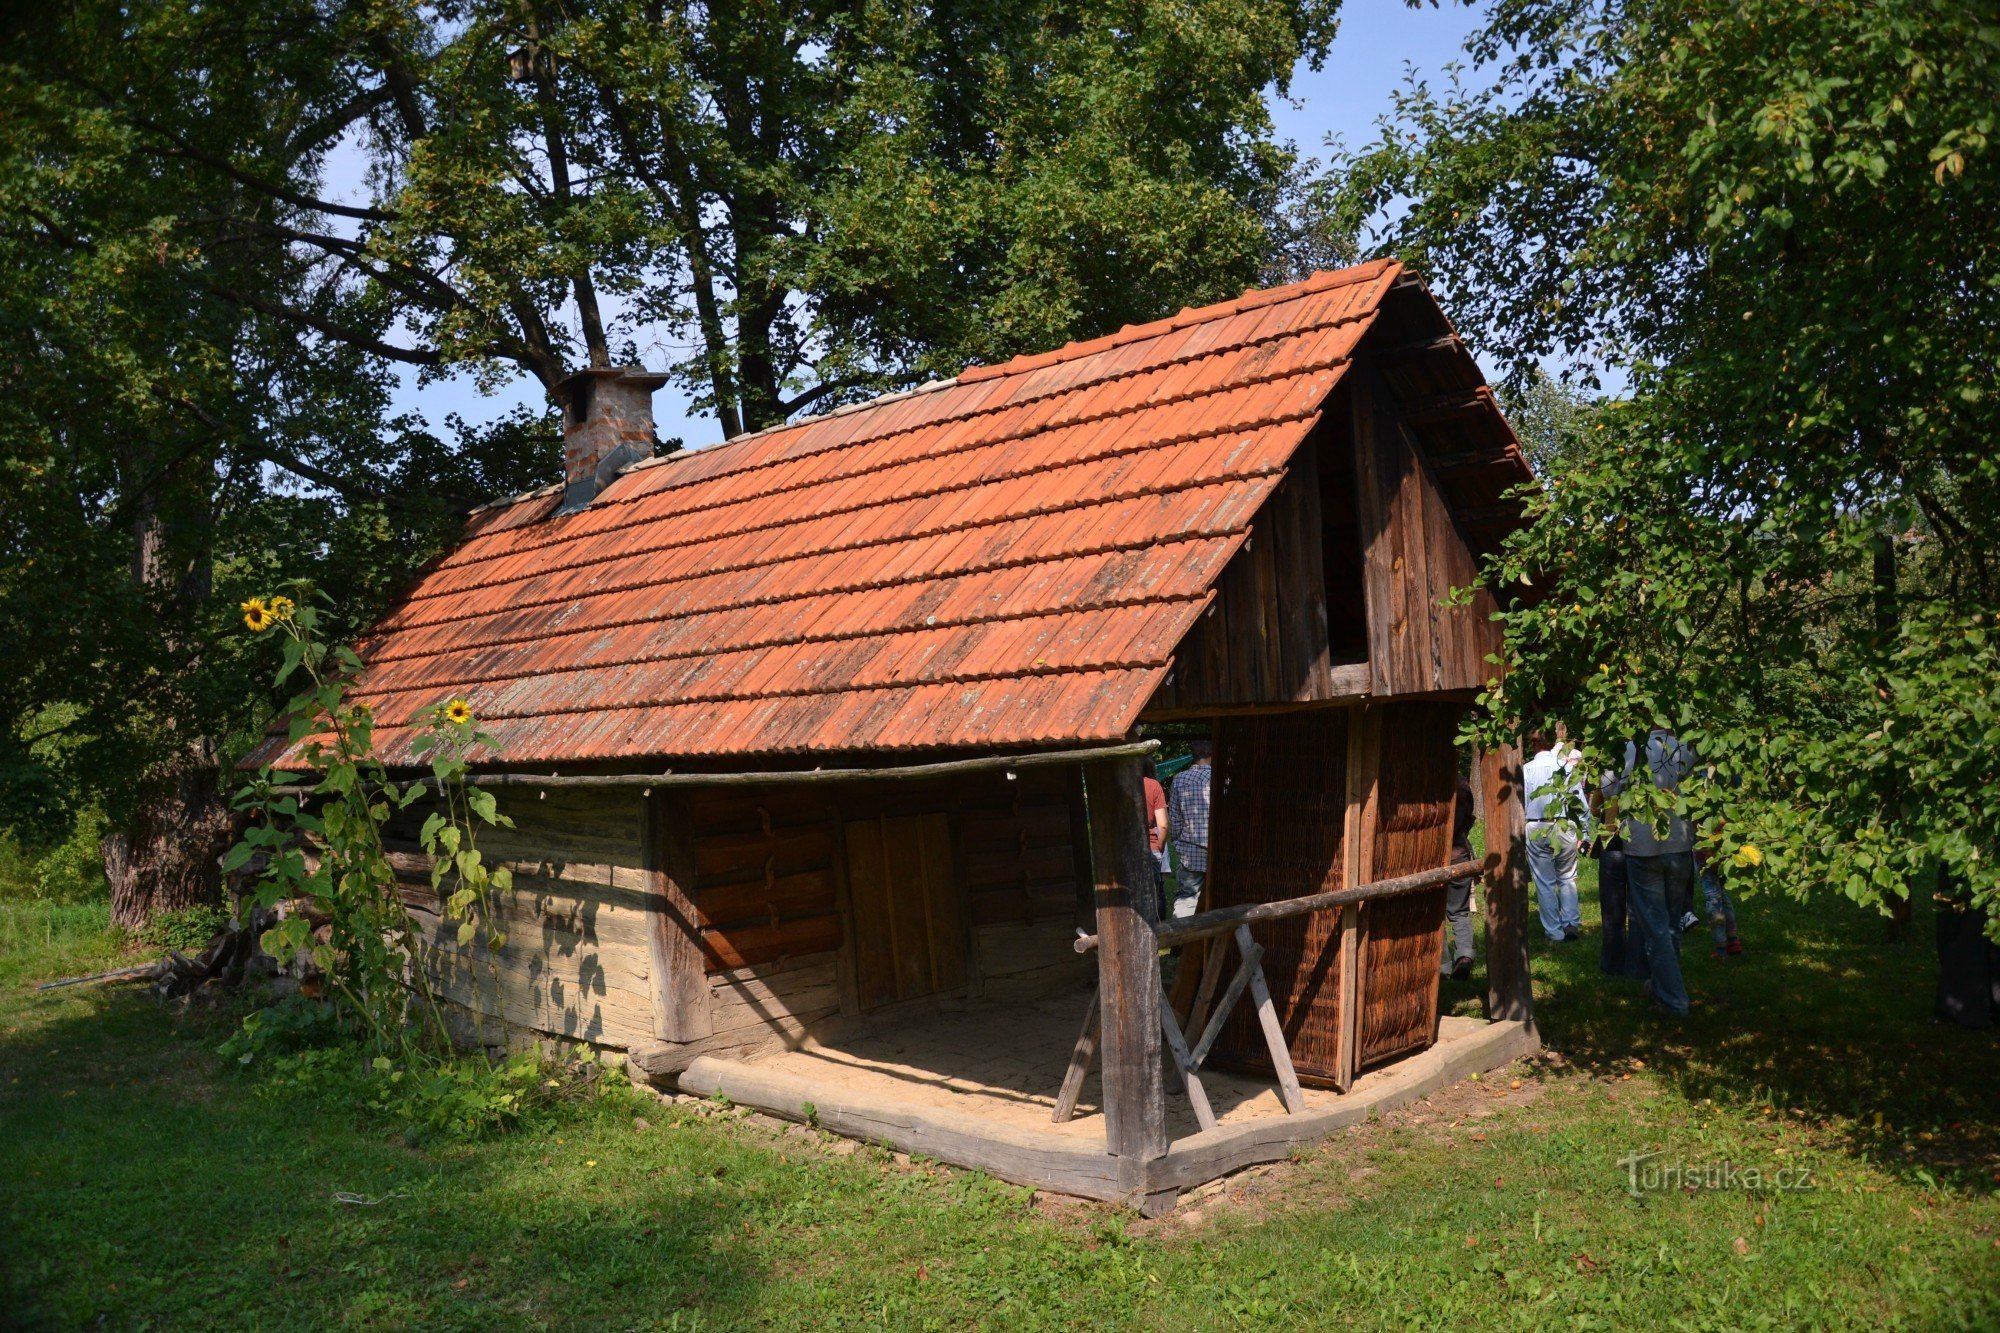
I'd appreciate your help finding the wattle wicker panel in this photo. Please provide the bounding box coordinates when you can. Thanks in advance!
[1358,701,1463,1069]
[1204,709,1351,1087]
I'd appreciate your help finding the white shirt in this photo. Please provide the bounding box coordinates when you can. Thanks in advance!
[1522,745,1589,830]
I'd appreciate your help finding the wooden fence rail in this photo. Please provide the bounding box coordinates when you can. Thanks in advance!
[1071,858,1474,953]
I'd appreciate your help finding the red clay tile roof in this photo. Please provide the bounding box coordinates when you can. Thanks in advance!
[253,258,1520,769]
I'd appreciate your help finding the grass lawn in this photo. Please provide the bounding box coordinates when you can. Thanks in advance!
[2,884,1997,1331]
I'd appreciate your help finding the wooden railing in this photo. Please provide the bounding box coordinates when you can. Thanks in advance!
[1069,858,1473,953]
[1057,856,1475,1133]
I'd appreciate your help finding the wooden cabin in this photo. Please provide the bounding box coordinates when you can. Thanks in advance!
[250,258,1541,1209]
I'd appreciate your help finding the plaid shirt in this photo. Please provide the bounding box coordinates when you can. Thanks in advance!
[1167,762,1212,872]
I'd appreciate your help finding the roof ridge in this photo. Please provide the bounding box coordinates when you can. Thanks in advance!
[957,258,1400,386]
[465,481,561,517]
[620,375,962,478]
[461,377,966,516]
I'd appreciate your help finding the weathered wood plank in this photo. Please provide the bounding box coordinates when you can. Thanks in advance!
[1479,740,1535,1026]
[1240,923,1306,1115]
[1146,1019,1541,1194]
[1052,990,1100,1124]
[1158,982,1217,1133]
[701,913,844,972]
[678,1057,1131,1204]
[975,917,1078,978]
[1338,704,1380,1091]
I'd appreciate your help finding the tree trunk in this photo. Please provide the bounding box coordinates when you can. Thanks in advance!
[103,758,235,930]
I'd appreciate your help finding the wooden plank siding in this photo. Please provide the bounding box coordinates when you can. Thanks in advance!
[1356,700,1463,1069]
[1144,364,1500,721]
[1147,423,1340,715]
[1351,367,1500,699]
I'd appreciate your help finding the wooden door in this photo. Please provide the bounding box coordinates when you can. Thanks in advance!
[843,813,967,1010]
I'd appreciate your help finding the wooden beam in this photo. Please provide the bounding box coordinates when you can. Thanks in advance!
[1051,990,1100,1124]
[1400,386,1495,428]
[1085,754,1167,1186]
[1478,740,1535,1026]
[1240,923,1306,1114]
[1430,445,1521,477]
[270,740,1160,797]
[1157,983,1217,1133]
[645,790,712,1042]
[1362,333,1464,363]
[1338,705,1380,1091]
[1071,859,1465,953]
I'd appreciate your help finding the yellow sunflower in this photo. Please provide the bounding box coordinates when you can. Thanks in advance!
[444,698,474,726]
[1731,843,1765,869]
[268,595,296,622]
[240,597,272,632]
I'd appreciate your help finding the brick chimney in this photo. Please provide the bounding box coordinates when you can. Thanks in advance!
[555,366,669,515]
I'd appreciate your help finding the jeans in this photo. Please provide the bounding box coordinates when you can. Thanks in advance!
[1700,869,1737,948]
[1172,866,1205,919]
[1598,845,1645,979]
[1527,824,1582,941]
[1439,872,1475,974]
[1626,852,1693,1016]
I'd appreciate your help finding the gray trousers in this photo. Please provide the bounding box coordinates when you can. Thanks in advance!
[1439,874,1475,973]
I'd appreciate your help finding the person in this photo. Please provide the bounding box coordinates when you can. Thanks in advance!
[1594,830,1645,978]
[1603,729,1697,1018]
[1440,772,1477,979]
[1523,732,1589,943]
[1698,862,1742,959]
[1934,866,1999,1029]
[1141,761,1169,916]
[1166,739,1213,919]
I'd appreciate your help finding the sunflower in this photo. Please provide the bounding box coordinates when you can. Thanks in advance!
[1731,843,1765,869]
[268,595,296,622]
[240,597,272,632]
[444,698,473,726]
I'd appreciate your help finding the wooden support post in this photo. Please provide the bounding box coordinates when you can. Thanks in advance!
[1085,755,1167,1188]
[1478,740,1535,1026]
[644,790,712,1042]
[1337,705,1380,1091]
[1157,981,1216,1133]
[1187,934,1262,1069]
[1240,924,1306,1114]
[1182,931,1231,1043]
[1052,990,1100,1124]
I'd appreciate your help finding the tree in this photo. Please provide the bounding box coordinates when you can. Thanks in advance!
[4,0,1349,921]
[1349,1,2000,922]
[31,0,1341,438]
[0,6,557,922]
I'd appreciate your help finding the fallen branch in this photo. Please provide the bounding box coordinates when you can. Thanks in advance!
[35,964,160,992]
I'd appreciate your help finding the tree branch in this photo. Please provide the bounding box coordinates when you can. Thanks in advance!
[196,280,443,366]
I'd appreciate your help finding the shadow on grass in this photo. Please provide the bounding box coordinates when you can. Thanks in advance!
[1471,873,2000,1190]
[0,984,771,1330]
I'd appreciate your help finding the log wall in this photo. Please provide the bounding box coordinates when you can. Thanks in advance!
[387,786,657,1050]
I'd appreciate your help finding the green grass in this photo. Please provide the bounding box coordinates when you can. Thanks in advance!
[2,887,1996,1330]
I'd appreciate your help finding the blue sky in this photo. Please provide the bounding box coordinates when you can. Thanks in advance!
[390,1,1490,451]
